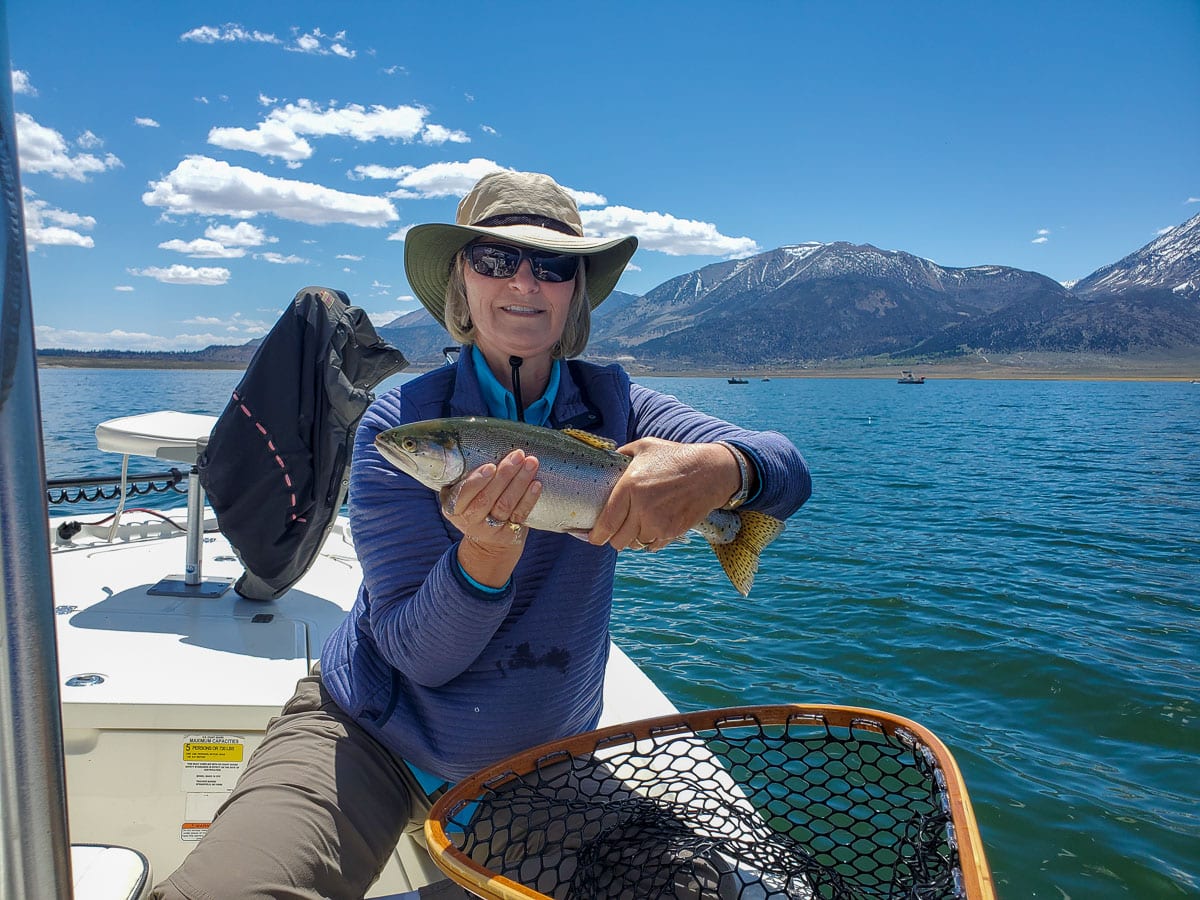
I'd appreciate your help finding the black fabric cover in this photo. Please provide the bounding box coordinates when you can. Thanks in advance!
[198,286,408,600]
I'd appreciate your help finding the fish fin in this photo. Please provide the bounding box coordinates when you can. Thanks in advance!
[707,510,786,596]
[561,428,618,452]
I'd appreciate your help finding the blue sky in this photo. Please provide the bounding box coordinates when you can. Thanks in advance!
[8,0,1199,351]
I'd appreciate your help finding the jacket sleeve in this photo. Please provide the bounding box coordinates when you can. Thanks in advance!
[627,381,812,520]
[348,390,515,687]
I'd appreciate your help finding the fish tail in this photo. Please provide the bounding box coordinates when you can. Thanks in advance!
[708,510,786,597]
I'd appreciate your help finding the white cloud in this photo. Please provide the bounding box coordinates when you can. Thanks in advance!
[209,99,463,162]
[135,117,161,128]
[286,28,356,58]
[336,253,363,261]
[114,285,134,292]
[209,119,314,161]
[35,323,266,351]
[481,124,498,135]
[566,188,607,208]
[182,312,268,334]
[255,251,307,264]
[15,112,122,180]
[359,159,605,210]
[348,163,412,181]
[128,264,231,285]
[1155,226,1174,236]
[23,192,96,249]
[142,155,398,226]
[581,206,758,257]
[76,130,103,149]
[369,157,507,198]
[419,123,471,145]
[367,310,402,327]
[1187,197,1200,204]
[159,237,247,258]
[1031,228,1050,244]
[180,24,280,45]
[352,160,751,257]
[258,93,277,106]
[12,69,36,95]
[206,221,274,246]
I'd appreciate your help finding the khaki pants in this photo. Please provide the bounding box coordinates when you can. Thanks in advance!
[150,667,471,900]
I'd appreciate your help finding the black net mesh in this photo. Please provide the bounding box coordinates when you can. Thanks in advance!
[437,711,967,899]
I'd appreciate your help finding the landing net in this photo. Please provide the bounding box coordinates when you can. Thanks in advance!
[425,705,993,900]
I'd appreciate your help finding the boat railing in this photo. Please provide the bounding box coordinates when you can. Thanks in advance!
[46,469,189,507]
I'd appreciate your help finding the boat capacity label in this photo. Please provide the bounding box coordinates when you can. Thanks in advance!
[181,734,245,792]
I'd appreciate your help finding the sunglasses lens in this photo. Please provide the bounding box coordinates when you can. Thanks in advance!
[470,244,521,279]
[529,253,579,283]
[469,243,579,283]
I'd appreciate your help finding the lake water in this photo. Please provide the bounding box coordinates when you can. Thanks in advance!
[36,366,1200,898]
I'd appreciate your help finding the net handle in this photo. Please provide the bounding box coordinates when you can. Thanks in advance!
[424,703,996,900]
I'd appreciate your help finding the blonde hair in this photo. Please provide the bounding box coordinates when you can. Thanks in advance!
[443,252,591,358]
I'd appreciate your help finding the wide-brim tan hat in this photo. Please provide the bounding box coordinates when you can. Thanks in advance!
[404,170,638,327]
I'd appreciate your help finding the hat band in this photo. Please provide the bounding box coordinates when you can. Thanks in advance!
[471,214,579,236]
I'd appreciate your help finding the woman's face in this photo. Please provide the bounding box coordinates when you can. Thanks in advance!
[463,245,577,364]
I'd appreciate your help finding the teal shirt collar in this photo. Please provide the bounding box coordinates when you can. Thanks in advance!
[470,346,560,426]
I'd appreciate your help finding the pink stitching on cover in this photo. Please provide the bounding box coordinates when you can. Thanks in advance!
[227,391,301,522]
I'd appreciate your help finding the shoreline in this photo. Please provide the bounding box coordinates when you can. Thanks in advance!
[37,358,1200,381]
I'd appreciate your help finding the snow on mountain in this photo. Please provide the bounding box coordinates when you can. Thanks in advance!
[1074,213,1200,297]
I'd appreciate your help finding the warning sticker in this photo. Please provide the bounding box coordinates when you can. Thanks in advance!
[181,734,246,793]
[183,737,244,763]
[181,790,229,842]
[181,821,209,842]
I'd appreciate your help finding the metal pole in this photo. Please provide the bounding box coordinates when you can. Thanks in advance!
[0,3,75,895]
[185,467,204,584]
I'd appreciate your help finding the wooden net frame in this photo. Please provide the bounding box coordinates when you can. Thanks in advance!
[425,705,994,899]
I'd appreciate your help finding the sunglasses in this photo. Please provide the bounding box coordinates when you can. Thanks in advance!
[466,242,580,283]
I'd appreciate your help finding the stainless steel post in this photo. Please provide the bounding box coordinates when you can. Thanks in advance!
[185,467,204,584]
[0,6,75,896]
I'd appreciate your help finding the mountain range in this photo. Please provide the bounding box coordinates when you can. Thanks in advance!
[377,211,1200,369]
[38,213,1200,370]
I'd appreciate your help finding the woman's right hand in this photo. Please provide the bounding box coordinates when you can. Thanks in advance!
[442,450,541,587]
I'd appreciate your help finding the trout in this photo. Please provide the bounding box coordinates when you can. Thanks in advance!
[375,416,785,596]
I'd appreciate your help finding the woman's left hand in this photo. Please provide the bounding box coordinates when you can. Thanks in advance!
[587,437,741,552]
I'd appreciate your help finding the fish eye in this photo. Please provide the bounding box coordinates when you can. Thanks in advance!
[401,438,416,452]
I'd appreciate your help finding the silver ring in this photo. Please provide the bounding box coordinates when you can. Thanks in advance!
[485,515,506,528]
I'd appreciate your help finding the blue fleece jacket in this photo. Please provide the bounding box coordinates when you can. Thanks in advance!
[319,352,812,781]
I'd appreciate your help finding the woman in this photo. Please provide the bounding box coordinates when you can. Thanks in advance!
[153,170,811,900]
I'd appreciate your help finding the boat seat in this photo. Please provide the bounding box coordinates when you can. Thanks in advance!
[71,843,151,900]
[95,411,218,463]
[93,410,231,598]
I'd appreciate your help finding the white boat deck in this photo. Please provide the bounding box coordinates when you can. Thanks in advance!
[50,500,676,897]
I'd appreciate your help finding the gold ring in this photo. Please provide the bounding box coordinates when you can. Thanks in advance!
[633,539,650,550]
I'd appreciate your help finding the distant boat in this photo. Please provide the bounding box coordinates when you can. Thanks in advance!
[728,377,749,384]
[761,377,770,382]
[898,370,925,384]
